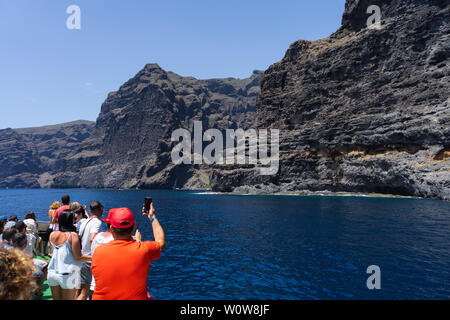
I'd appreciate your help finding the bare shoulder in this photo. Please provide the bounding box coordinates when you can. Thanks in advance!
[50,231,67,245]
[68,232,79,244]
[49,231,57,241]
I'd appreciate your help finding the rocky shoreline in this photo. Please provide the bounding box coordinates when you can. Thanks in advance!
[209,0,450,201]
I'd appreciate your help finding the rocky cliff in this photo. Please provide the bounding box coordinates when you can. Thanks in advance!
[210,0,450,200]
[0,121,94,188]
[1,0,448,201]
[49,66,262,189]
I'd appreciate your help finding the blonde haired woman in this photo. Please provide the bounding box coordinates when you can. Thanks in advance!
[0,248,37,300]
[46,201,61,257]
[49,201,61,231]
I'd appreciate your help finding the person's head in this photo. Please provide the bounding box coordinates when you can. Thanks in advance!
[109,208,135,240]
[2,227,18,245]
[50,201,61,210]
[73,206,86,223]
[12,232,27,251]
[61,195,70,206]
[15,221,27,233]
[0,248,37,300]
[58,210,76,233]
[90,201,104,217]
[8,215,18,222]
[24,212,36,221]
[69,202,81,212]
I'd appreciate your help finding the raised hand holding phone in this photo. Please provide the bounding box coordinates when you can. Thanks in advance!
[141,199,165,251]
[143,197,152,213]
[142,198,156,220]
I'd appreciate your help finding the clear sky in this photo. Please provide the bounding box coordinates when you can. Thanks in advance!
[0,0,345,129]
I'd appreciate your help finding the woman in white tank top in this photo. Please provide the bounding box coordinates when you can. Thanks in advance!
[48,210,91,300]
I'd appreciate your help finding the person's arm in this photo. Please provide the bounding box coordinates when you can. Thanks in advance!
[52,210,59,224]
[70,232,91,262]
[142,203,166,251]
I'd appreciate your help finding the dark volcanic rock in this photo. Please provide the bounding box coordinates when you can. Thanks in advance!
[210,0,450,200]
[0,121,95,188]
[51,66,262,189]
[2,0,448,201]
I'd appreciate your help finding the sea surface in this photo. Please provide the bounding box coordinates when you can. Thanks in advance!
[0,189,449,300]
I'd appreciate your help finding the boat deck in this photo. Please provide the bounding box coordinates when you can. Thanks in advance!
[35,254,52,300]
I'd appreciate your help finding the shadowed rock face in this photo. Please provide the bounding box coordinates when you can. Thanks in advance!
[210,0,450,200]
[1,0,448,200]
[50,66,262,189]
[0,121,95,188]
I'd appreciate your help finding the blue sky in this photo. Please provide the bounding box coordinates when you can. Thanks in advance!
[0,0,345,129]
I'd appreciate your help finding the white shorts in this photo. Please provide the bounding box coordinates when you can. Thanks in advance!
[47,270,81,290]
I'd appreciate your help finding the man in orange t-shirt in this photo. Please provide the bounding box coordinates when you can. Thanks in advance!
[91,205,166,300]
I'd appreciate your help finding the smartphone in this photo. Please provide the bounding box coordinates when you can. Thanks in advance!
[144,197,152,213]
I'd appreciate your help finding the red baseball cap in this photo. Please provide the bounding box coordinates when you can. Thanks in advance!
[110,208,135,229]
[103,209,116,224]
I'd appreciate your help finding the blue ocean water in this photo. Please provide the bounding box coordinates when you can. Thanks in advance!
[0,189,449,300]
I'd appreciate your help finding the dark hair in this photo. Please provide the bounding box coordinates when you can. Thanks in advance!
[15,221,26,233]
[24,212,36,221]
[8,215,18,222]
[61,195,70,205]
[2,228,18,243]
[90,201,103,215]
[74,206,88,219]
[58,210,76,233]
[111,226,134,236]
[12,232,27,249]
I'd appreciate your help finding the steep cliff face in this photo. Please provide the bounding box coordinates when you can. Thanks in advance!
[51,65,262,189]
[210,0,450,200]
[0,121,95,188]
[2,0,448,200]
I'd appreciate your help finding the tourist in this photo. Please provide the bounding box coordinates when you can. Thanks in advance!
[47,210,91,300]
[49,201,61,231]
[8,215,18,223]
[23,219,39,257]
[0,248,37,300]
[73,205,88,232]
[1,227,18,249]
[91,203,165,300]
[24,211,38,222]
[23,211,39,239]
[52,195,70,225]
[15,221,27,233]
[69,201,81,211]
[4,220,16,230]
[88,209,115,299]
[11,232,49,299]
[75,201,103,300]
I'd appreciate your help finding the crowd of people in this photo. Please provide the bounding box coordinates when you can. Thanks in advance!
[0,194,166,300]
